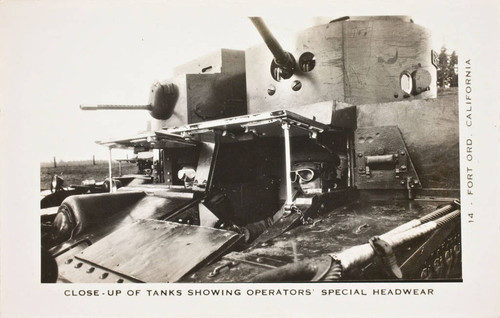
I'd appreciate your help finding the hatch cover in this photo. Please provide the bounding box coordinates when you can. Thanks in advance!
[76,219,242,282]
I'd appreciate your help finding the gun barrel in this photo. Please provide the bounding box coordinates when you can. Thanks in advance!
[80,104,152,111]
[249,17,295,74]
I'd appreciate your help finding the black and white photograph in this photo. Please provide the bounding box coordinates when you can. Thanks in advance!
[1,0,498,317]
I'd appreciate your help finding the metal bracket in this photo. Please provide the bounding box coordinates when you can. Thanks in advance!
[354,126,421,190]
[162,150,173,185]
[207,261,239,278]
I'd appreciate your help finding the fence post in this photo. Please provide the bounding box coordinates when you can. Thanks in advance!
[93,155,96,165]
[53,156,57,168]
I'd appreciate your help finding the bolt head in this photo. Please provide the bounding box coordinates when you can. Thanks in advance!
[267,85,276,96]
[291,80,302,91]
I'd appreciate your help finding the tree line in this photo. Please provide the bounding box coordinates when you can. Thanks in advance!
[437,47,458,88]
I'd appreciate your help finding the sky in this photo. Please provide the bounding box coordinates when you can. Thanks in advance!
[0,1,464,162]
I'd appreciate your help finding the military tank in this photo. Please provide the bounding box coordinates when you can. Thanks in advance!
[41,16,461,283]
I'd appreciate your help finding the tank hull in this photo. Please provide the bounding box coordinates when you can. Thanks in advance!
[42,16,461,284]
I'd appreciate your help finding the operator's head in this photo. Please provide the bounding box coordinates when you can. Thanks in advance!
[291,161,338,194]
[177,166,196,189]
[290,149,341,194]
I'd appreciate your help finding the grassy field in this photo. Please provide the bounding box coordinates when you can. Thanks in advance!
[437,87,458,97]
[40,160,138,190]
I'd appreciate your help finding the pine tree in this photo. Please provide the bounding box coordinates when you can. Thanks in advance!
[437,46,449,88]
[448,51,458,87]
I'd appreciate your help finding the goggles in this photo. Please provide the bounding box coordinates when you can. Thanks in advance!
[177,168,196,180]
[290,168,316,183]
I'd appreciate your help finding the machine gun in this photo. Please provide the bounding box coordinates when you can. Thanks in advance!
[249,17,297,80]
[80,82,178,120]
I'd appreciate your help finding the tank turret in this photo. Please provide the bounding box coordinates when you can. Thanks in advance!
[246,16,437,116]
